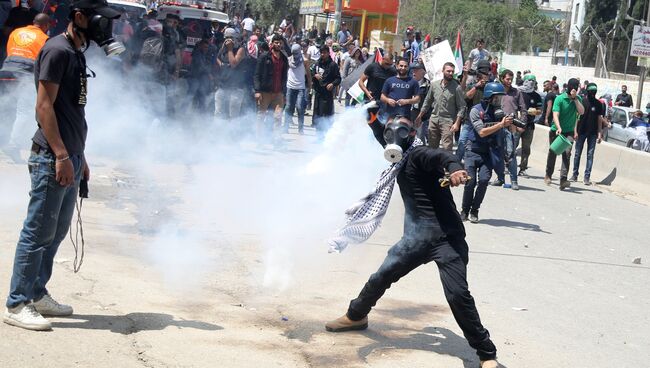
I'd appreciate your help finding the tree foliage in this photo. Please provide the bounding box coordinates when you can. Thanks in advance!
[246,0,301,28]
[581,0,645,74]
[399,0,557,55]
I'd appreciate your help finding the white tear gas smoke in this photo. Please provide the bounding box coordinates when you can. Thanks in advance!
[78,53,385,293]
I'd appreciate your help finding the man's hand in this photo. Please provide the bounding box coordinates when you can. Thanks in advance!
[365,91,374,101]
[476,79,486,88]
[569,88,578,100]
[387,98,397,107]
[597,132,603,143]
[55,159,75,187]
[255,92,262,103]
[224,38,234,49]
[556,127,562,136]
[313,74,322,81]
[414,114,423,127]
[502,115,513,128]
[326,83,334,91]
[449,170,469,187]
[574,131,578,140]
[451,122,460,133]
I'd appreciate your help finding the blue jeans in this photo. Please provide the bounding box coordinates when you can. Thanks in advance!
[455,122,471,161]
[499,129,519,183]
[462,150,494,212]
[6,150,83,308]
[572,133,597,179]
[284,88,306,131]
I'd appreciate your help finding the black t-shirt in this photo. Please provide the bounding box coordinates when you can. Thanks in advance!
[32,35,87,156]
[369,120,467,244]
[542,92,557,124]
[364,62,397,102]
[578,97,604,136]
[615,93,633,107]
[4,7,39,30]
[522,91,542,127]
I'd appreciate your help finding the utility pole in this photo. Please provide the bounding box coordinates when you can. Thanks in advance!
[334,0,342,34]
[637,1,650,110]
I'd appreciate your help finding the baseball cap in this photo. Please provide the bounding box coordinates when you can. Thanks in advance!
[587,83,598,91]
[409,62,424,70]
[71,0,121,19]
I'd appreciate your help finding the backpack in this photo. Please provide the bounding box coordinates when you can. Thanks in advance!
[139,36,163,67]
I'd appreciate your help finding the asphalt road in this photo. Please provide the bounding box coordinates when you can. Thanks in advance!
[0,108,648,368]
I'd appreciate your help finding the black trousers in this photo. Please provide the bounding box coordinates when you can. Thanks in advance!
[347,233,497,361]
[545,130,573,179]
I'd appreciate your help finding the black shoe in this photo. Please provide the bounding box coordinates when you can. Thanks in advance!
[569,175,578,182]
[518,169,528,177]
[469,210,479,223]
[460,210,469,222]
[584,177,591,185]
[559,179,571,190]
[490,179,504,187]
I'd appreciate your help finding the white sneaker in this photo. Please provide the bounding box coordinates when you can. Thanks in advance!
[4,303,52,331]
[32,294,73,316]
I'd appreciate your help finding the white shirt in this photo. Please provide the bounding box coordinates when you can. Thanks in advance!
[307,45,320,61]
[469,48,490,70]
[241,17,255,32]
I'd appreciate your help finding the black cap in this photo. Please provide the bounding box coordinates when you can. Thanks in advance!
[71,0,121,19]
[409,62,424,70]
[476,60,491,74]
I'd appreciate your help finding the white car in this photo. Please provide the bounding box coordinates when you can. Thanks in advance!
[604,106,649,150]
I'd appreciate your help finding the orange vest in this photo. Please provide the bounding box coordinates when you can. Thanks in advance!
[6,25,49,61]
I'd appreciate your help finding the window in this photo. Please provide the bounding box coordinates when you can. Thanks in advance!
[613,109,626,127]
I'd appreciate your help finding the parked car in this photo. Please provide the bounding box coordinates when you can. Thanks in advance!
[604,106,647,149]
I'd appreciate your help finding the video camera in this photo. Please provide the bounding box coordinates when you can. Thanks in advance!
[494,109,528,129]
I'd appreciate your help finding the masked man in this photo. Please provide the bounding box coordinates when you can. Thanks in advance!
[325,110,499,368]
[461,82,512,223]
[4,0,124,331]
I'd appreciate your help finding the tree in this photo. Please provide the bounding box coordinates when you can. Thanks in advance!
[398,0,556,56]
[246,0,301,29]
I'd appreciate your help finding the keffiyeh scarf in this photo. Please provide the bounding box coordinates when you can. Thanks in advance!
[328,138,423,253]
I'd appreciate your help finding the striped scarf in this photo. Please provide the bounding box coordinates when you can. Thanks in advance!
[328,137,423,253]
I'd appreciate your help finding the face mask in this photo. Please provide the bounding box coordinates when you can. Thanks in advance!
[383,121,414,163]
[76,14,125,56]
[490,95,503,109]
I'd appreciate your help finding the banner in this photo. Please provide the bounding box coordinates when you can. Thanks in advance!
[632,25,650,58]
[420,40,459,81]
[300,0,323,14]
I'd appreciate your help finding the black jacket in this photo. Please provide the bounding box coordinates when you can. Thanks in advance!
[254,50,288,93]
[312,56,341,97]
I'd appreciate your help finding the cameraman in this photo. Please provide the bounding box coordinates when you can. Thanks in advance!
[461,82,511,223]
[458,60,491,161]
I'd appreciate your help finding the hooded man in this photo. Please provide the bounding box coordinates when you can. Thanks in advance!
[254,33,288,143]
[325,112,499,368]
[517,74,542,176]
[284,43,312,134]
[215,27,247,121]
[545,77,585,189]
[571,83,605,185]
[311,43,340,139]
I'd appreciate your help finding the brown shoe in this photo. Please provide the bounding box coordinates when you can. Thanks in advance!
[544,176,551,185]
[325,314,368,332]
[480,359,499,368]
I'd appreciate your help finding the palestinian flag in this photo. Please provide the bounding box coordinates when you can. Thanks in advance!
[454,30,463,73]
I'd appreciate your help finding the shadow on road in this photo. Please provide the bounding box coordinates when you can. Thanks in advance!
[478,218,551,234]
[358,326,508,368]
[51,312,223,334]
[563,186,602,194]
[514,185,545,192]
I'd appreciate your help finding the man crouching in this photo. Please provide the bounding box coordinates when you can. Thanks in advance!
[325,112,498,368]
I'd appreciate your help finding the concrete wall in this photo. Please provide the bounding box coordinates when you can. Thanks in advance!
[499,54,650,109]
[529,125,650,205]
